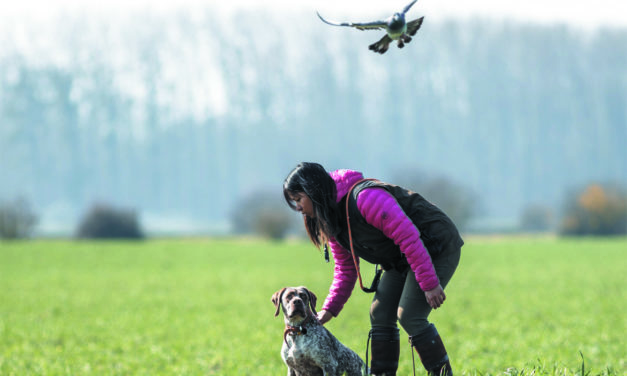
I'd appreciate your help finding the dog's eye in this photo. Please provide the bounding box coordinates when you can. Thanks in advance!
[299,293,308,300]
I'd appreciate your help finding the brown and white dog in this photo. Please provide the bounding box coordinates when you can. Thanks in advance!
[271,286,365,376]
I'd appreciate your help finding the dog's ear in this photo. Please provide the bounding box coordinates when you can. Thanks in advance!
[271,288,287,317]
[306,288,318,316]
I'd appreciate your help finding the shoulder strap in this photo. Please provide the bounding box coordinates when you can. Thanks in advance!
[345,178,382,293]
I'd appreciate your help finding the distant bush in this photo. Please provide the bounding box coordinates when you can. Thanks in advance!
[76,203,145,239]
[520,204,553,232]
[231,189,293,240]
[0,197,38,239]
[560,183,627,236]
[392,168,478,231]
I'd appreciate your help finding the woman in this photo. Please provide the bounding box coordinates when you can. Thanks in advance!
[283,162,463,376]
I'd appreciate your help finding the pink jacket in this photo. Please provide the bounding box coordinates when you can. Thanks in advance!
[321,169,439,317]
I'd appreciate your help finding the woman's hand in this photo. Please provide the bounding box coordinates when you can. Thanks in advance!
[425,284,446,309]
[317,310,333,325]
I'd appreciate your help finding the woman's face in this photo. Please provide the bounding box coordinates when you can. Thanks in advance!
[289,192,315,218]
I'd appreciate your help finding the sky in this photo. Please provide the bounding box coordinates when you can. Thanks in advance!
[0,0,625,30]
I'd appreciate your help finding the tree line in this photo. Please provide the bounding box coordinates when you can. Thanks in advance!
[1,10,625,235]
[2,180,625,240]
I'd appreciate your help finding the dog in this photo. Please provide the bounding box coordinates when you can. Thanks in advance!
[272,286,365,376]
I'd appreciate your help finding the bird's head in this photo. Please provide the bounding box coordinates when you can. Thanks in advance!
[389,13,405,31]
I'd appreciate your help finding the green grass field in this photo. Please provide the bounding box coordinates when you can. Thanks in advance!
[1,236,625,375]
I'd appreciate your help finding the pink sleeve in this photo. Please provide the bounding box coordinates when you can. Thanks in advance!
[356,187,440,291]
[321,237,358,317]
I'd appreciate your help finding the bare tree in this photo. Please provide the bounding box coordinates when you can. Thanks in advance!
[0,197,37,239]
[76,203,144,239]
[231,189,294,240]
[391,167,478,231]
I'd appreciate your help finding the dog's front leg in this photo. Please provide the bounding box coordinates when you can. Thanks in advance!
[321,360,340,376]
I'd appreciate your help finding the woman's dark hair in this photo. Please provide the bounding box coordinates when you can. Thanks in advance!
[283,162,341,247]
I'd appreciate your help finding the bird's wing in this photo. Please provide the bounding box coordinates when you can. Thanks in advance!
[402,0,418,14]
[406,16,424,36]
[317,12,387,31]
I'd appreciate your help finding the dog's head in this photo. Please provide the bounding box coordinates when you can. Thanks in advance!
[271,286,318,325]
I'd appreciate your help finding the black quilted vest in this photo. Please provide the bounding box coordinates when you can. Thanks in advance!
[334,179,464,271]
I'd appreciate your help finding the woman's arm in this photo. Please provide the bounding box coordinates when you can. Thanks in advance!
[356,187,440,292]
[320,237,358,318]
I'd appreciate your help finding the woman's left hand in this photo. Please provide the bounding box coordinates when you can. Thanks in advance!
[317,310,333,325]
[425,284,446,309]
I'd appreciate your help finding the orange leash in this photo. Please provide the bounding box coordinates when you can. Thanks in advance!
[345,178,379,292]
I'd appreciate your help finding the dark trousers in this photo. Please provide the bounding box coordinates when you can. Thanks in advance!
[370,242,461,336]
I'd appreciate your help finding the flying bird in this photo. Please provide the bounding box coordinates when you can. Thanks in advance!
[317,0,424,54]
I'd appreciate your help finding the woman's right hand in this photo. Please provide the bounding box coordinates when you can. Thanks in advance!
[425,284,446,309]
[317,310,333,325]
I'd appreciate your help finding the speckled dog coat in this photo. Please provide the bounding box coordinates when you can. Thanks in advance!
[272,286,365,376]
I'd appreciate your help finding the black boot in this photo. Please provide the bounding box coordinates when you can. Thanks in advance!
[410,324,453,376]
[368,327,400,376]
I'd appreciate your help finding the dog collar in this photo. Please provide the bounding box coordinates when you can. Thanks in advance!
[285,325,307,337]
[283,316,317,344]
